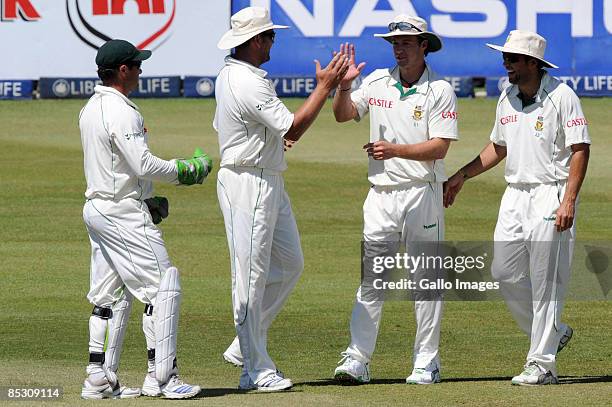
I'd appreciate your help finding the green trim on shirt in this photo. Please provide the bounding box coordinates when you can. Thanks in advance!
[393,82,417,99]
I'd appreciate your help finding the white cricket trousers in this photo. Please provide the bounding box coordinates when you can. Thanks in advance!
[346,182,444,369]
[83,198,171,307]
[217,167,304,384]
[492,182,575,376]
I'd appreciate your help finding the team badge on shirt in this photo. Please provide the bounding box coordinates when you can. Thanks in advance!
[535,115,544,132]
[413,105,423,121]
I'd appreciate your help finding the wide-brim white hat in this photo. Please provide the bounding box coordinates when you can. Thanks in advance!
[217,6,288,50]
[486,30,558,68]
[373,15,442,53]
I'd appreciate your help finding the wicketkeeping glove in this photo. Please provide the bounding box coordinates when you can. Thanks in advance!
[176,148,213,185]
[145,196,169,225]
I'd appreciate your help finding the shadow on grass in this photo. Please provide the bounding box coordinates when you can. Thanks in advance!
[558,375,612,384]
[194,388,301,398]
[297,375,612,387]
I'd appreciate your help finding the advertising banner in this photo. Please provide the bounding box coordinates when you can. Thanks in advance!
[184,76,217,98]
[0,80,34,99]
[486,75,612,97]
[0,1,230,79]
[39,76,180,98]
[232,0,612,77]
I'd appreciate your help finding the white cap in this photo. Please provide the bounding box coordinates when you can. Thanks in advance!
[217,6,289,50]
[486,30,558,68]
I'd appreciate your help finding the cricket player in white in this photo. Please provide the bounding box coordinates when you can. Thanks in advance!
[214,7,349,392]
[444,30,590,385]
[331,15,458,385]
[80,39,211,399]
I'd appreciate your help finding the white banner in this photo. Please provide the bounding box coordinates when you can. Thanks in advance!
[0,0,230,79]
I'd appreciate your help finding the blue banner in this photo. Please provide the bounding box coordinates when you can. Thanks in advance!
[184,76,216,97]
[272,76,317,97]
[39,78,100,99]
[131,77,181,98]
[39,77,180,99]
[0,80,33,99]
[487,75,612,97]
[184,76,319,98]
[444,77,474,98]
[232,0,612,77]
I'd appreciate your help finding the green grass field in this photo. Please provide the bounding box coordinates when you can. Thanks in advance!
[0,97,610,406]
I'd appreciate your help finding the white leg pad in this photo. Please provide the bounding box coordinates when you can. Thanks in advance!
[89,312,109,354]
[155,267,181,384]
[105,291,133,373]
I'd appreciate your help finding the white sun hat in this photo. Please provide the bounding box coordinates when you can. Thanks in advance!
[217,6,289,50]
[486,30,558,68]
[373,15,442,53]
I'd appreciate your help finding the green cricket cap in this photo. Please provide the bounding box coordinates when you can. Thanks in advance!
[95,39,152,68]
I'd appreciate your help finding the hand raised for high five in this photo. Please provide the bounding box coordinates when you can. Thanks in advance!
[334,43,366,89]
[314,52,350,92]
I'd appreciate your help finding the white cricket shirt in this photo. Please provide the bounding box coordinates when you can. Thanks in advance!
[79,85,177,200]
[490,72,591,184]
[351,65,459,186]
[214,56,294,173]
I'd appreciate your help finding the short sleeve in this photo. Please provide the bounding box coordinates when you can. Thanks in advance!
[428,83,458,140]
[241,78,294,138]
[350,81,370,121]
[489,96,505,146]
[558,86,591,148]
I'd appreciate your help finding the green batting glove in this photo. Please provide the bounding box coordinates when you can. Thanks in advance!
[176,148,213,185]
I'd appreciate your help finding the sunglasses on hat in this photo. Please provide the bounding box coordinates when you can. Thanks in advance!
[388,22,422,33]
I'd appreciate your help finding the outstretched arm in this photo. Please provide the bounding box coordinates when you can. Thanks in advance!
[443,142,507,208]
[332,43,366,123]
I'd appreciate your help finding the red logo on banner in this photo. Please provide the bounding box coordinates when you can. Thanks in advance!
[1,0,41,21]
[92,0,165,15]
[66,0,176,50]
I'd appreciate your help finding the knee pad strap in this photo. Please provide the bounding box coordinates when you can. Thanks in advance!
[92,306,112,319]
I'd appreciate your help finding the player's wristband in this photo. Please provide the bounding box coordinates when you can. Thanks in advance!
[338,86,351,92]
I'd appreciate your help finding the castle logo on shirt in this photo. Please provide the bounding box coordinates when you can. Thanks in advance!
[413,105,423,121]
[534,115,544,132]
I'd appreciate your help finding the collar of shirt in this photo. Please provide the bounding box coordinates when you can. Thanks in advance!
[224,55,268,78]
[94,85,139,110]
[508,71,552,106]
[387,65,431,99]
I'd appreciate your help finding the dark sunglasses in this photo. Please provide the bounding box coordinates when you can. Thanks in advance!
[262,30,275,41]
[126,60,142,69]
[502,53,521,64]
[388,22,422,33]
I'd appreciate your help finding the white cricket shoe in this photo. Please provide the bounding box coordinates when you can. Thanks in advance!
[160,375,201,399]
[511,361,558,386]
[557,325,573,353]
[406,360,441,385]
[333,352,371,384]
[141,373,162,397]
[239,371,293,392]
[81,375,140,399]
